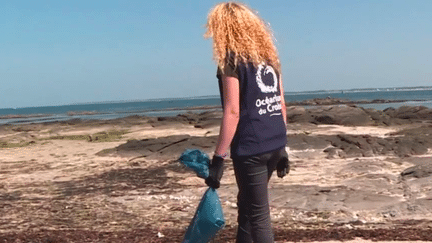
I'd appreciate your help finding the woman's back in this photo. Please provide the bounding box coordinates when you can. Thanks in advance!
[217,61,286,157]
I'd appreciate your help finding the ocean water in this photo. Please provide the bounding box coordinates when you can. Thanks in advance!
[1,87,431,125]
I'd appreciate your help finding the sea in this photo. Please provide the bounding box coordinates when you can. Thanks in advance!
[1,86,432,125]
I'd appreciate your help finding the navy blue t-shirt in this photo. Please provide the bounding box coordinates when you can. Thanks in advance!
[217,62,287,158]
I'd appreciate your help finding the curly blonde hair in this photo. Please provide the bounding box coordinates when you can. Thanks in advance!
[204,2,281,73]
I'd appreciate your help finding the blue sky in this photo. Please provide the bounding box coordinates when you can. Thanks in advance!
[1,0,431,109]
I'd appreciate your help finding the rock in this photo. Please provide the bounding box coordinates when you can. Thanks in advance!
[326,135,364,158]
[151,111,222,127]
[394,138,428,157]
[286,97,351,106]
[331,106,373,126]
[287,105,432,126]
[323,147,345,159]
[388,106,430,120]
[193,119,221,129]
[286,134,330,150]
[157,116,189,123]
[97,135,218,160]
[286,106,313,123]
[362,108,392,126]
[323,134,431,158]
[287,105,374,126]
[401,164,432,179]
[391,125,432,138]
[314,115,336,124]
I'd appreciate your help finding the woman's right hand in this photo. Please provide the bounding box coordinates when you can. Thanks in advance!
[276,150,290,178]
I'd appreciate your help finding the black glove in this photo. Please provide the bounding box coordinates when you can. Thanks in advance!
[205,155,225,189]
[277,150,290,178]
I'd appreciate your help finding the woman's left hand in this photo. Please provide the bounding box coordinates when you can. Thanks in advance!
[205,155,225,188]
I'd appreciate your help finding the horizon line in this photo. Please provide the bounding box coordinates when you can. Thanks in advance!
[1,85,432,110]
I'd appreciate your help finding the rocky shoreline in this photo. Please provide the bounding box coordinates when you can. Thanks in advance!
[285,97,427,107]
[1,97,428,122]
[96,104,432,159]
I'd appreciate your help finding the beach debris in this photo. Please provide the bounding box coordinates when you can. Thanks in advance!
[225,200,237,208]
[178,149,210,179]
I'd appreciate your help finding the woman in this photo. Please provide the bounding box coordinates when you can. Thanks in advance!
[204,2,290,242]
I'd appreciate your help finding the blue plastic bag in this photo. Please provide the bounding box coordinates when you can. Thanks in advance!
[178,149,225,243]
[179,149,210,179]
[182,187,225,243]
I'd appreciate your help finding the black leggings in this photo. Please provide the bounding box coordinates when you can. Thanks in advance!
[233,147,287,243]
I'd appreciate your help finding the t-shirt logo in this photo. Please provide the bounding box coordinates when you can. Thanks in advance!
[255,64,278,93]
[254,64,282,117]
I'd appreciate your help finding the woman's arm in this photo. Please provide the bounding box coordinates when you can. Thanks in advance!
[214,75,240,156]
[279,74,287,125]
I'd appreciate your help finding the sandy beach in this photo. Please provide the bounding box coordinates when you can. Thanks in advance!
[1,104,432,242]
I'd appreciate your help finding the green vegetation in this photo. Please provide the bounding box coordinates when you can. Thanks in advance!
[0,129,129,149]
[48,135,89,141]
[47,130,129,142]
[0,141,35,148]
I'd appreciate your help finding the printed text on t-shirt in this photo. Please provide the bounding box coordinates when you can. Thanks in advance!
[256,94,282,116]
